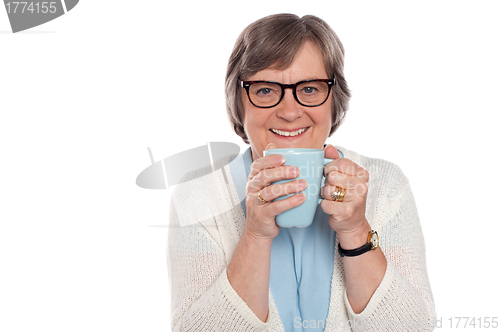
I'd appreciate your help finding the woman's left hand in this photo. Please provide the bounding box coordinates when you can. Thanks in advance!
[320,145,370,236]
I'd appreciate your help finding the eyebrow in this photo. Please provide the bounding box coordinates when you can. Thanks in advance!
[245,77,327,83]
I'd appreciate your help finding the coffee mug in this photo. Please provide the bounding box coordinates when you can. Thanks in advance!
[263,148,334,228]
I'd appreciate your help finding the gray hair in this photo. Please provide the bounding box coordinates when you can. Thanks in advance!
[225,14,351,144]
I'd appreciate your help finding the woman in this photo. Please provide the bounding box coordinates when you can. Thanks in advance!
[168,14,436,331]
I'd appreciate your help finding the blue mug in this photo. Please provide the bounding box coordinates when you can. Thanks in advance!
[263,148,334,228]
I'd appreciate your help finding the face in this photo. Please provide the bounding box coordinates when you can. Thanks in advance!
[242,40,333,161]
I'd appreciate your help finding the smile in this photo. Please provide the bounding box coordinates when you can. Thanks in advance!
[270,127,309,137]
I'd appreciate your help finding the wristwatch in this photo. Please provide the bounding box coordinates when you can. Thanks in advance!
[338,230,379,257]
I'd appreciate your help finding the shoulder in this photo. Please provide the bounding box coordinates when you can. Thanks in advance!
[170,155,238,226]
[336,146,407,178]
[335,146,409,198]
[335,147,418,230]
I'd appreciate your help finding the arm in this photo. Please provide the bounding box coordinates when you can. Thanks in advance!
[322,146,436,331]
[321,147,386,313]
[167,202,271,332]
[336,220,387,314]
[227,142,306,322]
[226,232,273,322]
[343,179,436,331]
[167,143,305,330]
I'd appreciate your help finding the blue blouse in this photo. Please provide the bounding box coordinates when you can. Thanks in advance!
[229,147,342,332]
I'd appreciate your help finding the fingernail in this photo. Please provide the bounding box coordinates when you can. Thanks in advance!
[291,166,299,176]
[266,143,273,150]
[295,193,306,202]
[275,155,285,164]
[299,180,307,189]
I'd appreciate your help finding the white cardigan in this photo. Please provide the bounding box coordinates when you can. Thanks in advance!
[167,146,436,331]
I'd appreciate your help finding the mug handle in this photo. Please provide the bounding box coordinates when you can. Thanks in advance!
[317,158,335,204]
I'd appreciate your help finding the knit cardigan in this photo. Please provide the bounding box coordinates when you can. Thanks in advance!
[167,146,436,331]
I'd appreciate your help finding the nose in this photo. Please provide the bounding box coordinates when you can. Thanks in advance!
[275,89,303,122]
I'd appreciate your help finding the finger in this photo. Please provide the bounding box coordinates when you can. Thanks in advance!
[247,165,299,193]
[248,153,286,180]
[265,143,277,151]
[323,144,340,160]
[321,182,368,201]
[321,185,343,201]
[264,193,306,217]
[325,170,349,188]
[324,169,368,188]
[321,185,350,202]
[324,158,369,180]
[248,143,277,161]
[320,198,343,215]
[259,179,307,202]
[320,198,352,217]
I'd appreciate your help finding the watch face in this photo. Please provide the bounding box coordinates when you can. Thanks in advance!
[370,232,379,249]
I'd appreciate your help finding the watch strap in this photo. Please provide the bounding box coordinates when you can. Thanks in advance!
[338,242,372,257]
[338,230,379,257]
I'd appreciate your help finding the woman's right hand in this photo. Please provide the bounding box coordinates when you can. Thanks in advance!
[244,143,308,241]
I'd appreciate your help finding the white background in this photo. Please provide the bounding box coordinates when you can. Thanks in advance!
[1,1,499,331]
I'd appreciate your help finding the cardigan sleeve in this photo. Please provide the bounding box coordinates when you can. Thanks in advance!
[167,201,272,332]
[343,178,437,331]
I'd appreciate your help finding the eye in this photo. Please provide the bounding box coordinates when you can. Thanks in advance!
[248,82,281,107]
[301,86,318,94]
[256,87,273,96]
[250,83,280,98]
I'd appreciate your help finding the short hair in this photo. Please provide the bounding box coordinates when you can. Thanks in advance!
[225,13,351,144]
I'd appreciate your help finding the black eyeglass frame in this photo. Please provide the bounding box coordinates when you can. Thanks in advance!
[239,78,336,109]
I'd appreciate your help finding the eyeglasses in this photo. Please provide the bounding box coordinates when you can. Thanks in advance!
[240,78,335,108]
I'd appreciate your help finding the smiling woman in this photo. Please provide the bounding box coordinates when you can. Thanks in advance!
[225,14,350,150]
[240,40,335,159]
[167,13,436,332]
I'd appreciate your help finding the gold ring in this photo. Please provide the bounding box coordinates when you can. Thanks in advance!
[258,190,268,204]
[331,186,345,202]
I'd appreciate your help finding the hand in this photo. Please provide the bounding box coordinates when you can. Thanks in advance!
[320,145,370,236]
[244,143,308,242]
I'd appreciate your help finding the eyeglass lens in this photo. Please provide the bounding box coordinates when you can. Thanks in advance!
[248,81,330,107]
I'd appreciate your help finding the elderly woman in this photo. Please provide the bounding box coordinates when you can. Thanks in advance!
[167,14,436,332]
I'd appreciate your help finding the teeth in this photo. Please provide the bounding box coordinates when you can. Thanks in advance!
[271,128,307,137]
